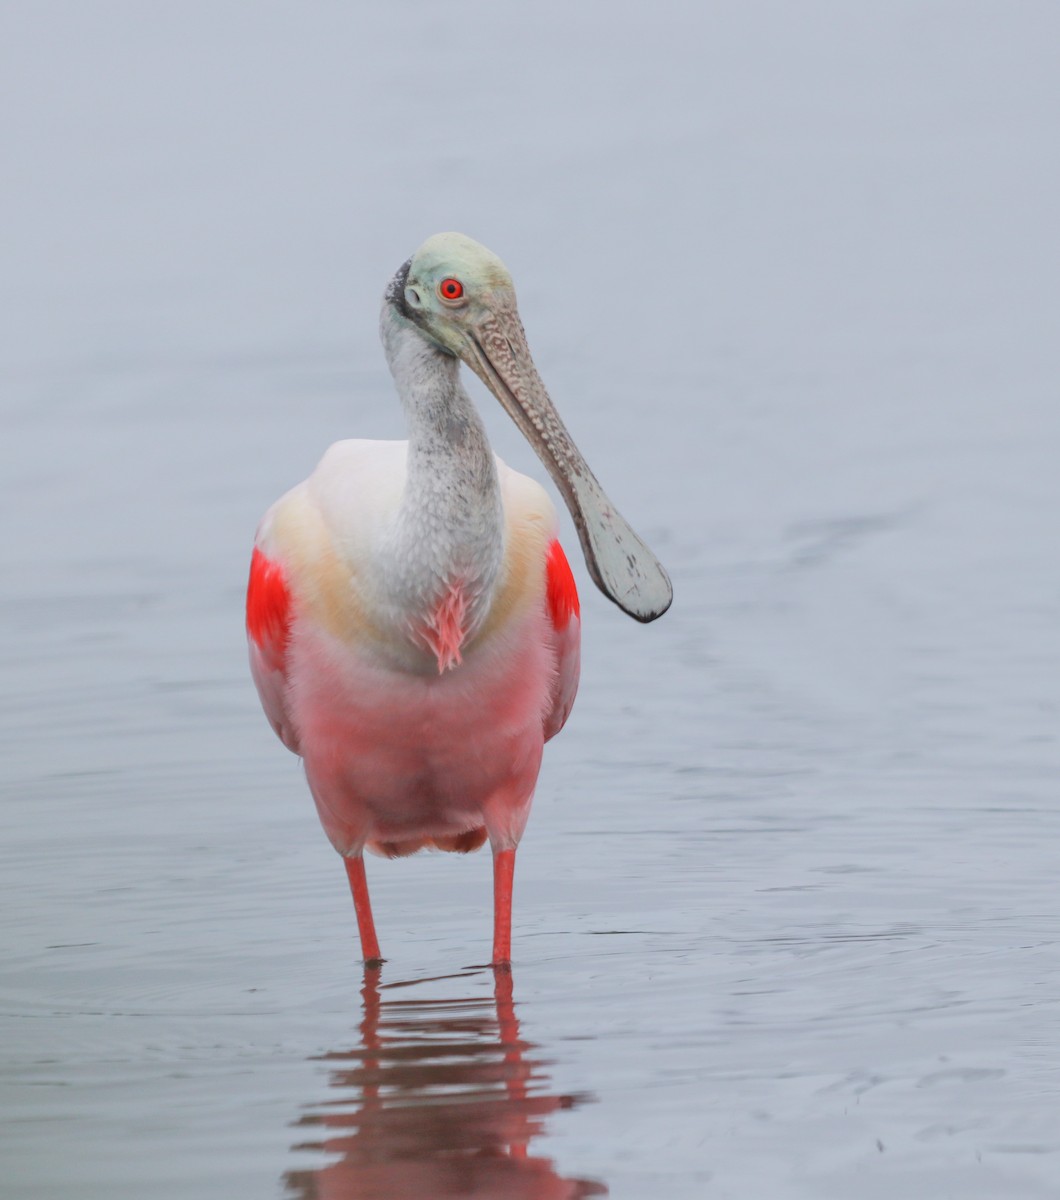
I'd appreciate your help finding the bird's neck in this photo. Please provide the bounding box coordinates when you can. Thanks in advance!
[378,308,504,669]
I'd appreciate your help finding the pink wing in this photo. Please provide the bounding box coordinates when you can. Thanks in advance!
[246,547,300,752]
[543,539,581,741]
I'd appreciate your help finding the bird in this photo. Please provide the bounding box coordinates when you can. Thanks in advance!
[246,232,671,967]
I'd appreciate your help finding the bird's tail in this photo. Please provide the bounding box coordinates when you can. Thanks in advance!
[368,826,488,857]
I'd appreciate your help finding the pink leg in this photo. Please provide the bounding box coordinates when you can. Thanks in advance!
[492,847,516,966]
[344,856,383,965]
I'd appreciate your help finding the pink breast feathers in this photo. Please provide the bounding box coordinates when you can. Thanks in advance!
[246,547,292,670]
[420,578,471,674]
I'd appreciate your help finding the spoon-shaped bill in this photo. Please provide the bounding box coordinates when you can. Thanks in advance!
[462,302,672,623]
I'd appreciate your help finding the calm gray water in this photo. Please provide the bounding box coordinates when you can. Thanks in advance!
[3,4,1060,1197]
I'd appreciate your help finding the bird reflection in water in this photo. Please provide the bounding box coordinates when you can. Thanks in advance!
[285,968,607,1199]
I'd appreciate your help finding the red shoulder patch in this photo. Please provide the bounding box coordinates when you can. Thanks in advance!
[546,539,580,631]
[246,547,291,664]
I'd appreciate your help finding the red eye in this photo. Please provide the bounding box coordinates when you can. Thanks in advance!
[439,277,464,301]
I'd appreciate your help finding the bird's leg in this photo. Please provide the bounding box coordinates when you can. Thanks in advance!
[344,856,384,966]
[492,847,516,966]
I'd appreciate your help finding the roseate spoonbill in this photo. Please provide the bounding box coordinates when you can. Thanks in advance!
[247,232,671,966]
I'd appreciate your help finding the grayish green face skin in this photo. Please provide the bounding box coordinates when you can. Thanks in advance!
[396,231,673,624]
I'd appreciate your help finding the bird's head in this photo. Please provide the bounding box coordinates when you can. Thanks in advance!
[391,231,515,357]
[385,232,672,624]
